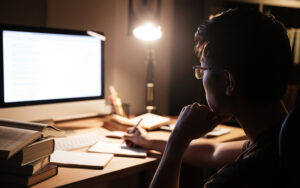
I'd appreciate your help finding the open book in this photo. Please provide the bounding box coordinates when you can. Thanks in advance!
[0,118,64,160]
[110,113,171,130]
[0,118,65,137]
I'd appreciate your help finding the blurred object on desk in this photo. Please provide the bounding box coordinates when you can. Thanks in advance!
[111,103,130,118]
[109,113,170,131]
[109,86,126,117]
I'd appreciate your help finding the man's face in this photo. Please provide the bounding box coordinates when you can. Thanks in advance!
[201,61,227,115]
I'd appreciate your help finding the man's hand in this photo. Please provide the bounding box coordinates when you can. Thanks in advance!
[171,103,231,143]
[123,127,151,148]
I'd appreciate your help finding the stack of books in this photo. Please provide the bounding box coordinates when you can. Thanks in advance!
[0,119,64,187]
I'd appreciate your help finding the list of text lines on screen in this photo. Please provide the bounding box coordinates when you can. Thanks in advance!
[3,30,102,103]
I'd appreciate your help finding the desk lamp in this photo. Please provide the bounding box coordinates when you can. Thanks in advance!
[133,23,162,113]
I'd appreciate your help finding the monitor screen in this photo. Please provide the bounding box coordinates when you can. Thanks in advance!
[0,25,104,108]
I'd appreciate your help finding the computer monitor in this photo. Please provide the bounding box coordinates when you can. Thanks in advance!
[0,25,105,121]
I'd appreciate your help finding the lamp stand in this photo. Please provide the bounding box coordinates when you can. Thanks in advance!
[145,48,156,113]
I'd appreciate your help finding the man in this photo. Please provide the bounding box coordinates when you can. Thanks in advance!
[124,8,293,187]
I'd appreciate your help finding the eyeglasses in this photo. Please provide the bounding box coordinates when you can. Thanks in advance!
[193,65,209,79]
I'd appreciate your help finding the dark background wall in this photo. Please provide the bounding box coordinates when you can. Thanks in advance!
[0,0,47,27]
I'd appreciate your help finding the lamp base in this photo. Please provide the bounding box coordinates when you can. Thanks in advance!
[146,105,156,113]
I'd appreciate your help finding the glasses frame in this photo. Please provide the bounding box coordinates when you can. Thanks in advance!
[193,65,210,79]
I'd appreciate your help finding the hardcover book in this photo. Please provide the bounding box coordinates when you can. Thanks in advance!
[0,156,50,176]
[0,164,58,187]
[0,138,54,166]
[0,118,64,160]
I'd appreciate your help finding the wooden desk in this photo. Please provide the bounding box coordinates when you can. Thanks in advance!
[32,117,246,188]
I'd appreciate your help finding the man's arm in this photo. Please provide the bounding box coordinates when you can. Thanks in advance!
[149,103,239,188]
[124,128,246,168]
[184,139,246,168]
[150,134,189,188]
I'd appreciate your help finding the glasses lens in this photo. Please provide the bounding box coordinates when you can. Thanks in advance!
[195,69,202,79]
[193,66,204,79]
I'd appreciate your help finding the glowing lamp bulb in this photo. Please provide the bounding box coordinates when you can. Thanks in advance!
[133,23,162,41]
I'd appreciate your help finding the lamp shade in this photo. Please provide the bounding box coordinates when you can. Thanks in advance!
[133,23,162,41]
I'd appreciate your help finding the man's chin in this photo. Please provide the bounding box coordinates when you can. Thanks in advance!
[208,105,226,116]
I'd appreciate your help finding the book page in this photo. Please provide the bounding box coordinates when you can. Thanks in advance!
[88,141,147,158]
[111,113,171,130]
[50,150,113,169]
[130,113,171,130]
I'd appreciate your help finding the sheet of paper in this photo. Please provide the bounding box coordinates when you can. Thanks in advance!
[160,124,231,137]
[50,150,113,169]
[88,141,147,158]
[204,128,231,137]
[160,123,175,131]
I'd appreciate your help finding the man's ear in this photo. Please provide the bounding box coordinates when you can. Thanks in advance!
[224,70,236,96]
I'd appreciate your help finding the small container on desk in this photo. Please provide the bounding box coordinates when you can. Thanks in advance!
[111,103,130,118]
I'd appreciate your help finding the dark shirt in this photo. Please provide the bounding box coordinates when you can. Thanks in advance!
[204,124,281,188]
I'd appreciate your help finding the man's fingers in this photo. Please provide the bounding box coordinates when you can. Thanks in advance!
[123,134,132,140]
[125,140,133,147]
[126,127,135,133]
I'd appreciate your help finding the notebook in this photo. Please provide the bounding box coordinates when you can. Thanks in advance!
[88,141,147,158]
[50,150,113,169]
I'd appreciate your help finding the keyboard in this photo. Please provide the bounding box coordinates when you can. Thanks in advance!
[54,132,105,151]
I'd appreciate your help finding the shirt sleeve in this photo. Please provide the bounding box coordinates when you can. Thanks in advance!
[242,140,250,152]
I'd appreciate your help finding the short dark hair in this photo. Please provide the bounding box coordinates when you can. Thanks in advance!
[195,8,293,103]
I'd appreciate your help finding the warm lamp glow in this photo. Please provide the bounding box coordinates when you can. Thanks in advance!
[133,23,162,41]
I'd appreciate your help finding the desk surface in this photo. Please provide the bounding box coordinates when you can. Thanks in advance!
[32,117,246,188]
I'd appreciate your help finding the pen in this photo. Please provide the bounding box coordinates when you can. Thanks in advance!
[129,118,143,134]
[121,118,143,145]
